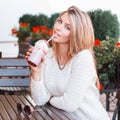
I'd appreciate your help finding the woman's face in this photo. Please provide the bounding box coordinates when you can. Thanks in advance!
[52,12,71,44]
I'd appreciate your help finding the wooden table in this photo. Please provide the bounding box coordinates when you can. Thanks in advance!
[0,95,75,120]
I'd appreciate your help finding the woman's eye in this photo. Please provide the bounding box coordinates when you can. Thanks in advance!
[65,25,70,30]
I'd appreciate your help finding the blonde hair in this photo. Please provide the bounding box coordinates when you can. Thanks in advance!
[52,6,95,60]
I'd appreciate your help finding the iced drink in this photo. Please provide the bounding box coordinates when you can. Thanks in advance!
[28,40,49,66]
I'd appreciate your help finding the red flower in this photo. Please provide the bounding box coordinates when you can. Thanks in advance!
[94,39,101,46]
[32,26,41,33]
[116,41,120,48]
[19,22,28,27]
[11,28,17,34]
[32,26,40,33]
[98,83,104,91]
[41,29,47,35]
[41,25,47,30]
[47,29,53,36]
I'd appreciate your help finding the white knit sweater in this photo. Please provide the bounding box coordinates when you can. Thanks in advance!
[31,49,110,120]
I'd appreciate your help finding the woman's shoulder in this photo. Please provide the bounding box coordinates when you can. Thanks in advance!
[71,49,93,64]
[75,49,92,58]
[71,49,94,68]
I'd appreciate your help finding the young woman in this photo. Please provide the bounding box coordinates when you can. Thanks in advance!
[26,6,110,120]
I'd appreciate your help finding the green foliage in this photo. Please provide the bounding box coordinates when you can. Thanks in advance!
[15,14,54,44]
[94,38,120,86]
[88,9,120,40]
[16,13,59,43]
[48,13,60,29]
[29,15,41,29]
[17,25,31,43]
[19,14,49,30]
[19,14,33,23]
[38,14,49,25]
[19,13,59,30]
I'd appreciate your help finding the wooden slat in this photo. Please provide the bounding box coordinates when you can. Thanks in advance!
[0,68,30,77]
[46,103,72,120]
[0,78,29,87]
[0,95,17,120]
[0,58,29,67]
[0,100,10,120]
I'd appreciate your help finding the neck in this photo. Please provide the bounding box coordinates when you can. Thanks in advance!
[59,43,68,53]
[57,54,68,70]
[57,44,69,65]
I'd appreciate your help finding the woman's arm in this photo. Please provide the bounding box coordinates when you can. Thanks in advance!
[26,47,51,105]
[30,78,51,105]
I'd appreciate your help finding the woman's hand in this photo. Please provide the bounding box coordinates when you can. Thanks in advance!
[25,47,45,81]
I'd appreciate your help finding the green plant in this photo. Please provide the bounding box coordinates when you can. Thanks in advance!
[94,38,120,87]
[11,22,53,45]
[88,9,120,40]
[29,25,53,45]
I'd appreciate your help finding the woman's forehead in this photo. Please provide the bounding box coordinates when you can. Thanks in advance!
[60,12,71,24]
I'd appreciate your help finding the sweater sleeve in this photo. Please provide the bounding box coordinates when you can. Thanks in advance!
[30,79,51,105]
[30,49,53,106]
[50,50,97,112]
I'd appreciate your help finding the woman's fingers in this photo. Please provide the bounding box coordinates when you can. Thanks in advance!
[25,46,46,70]
[25,47,34,59]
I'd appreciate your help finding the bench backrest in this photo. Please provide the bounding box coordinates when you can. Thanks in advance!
[0,58,30,87]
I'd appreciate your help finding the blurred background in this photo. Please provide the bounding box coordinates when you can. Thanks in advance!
[0,0,120,39]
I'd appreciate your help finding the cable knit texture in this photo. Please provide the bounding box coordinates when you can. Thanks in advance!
[30,49,110,120]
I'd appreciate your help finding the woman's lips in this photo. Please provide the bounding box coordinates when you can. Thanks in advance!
[53,32,60,38]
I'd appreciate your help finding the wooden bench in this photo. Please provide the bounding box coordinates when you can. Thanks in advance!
[0,58,30,95]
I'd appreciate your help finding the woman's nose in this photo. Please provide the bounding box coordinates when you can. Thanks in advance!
[56,24,63,30]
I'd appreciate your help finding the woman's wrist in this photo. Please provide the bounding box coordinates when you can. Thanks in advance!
[30,70,41,81]
[30,60,44,81]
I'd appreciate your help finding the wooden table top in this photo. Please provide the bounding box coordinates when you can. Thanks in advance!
[0,95,75,120]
